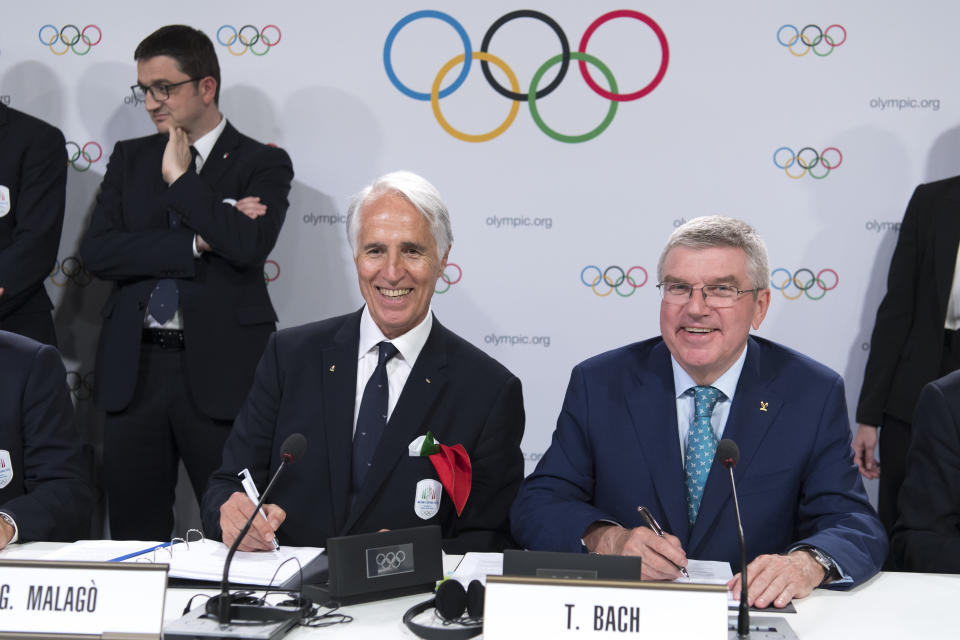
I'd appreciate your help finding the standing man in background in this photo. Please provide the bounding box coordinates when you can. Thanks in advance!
[853,178,960,556]
[0,103,66,347]
[80,25,293,540]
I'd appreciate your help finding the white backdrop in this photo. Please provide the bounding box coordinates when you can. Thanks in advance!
[4,1,956,509]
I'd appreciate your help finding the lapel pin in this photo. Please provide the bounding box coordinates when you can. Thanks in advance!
[425,378,431,384]
[760,401,769,412]
[329,365,335,372]
[223,152,229,159]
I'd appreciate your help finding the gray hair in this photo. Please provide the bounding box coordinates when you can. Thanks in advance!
[657,216,770,290]
[346,171,453,260]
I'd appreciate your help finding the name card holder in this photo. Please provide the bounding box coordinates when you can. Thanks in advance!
[0,559,168,639]
[484,575,728,640]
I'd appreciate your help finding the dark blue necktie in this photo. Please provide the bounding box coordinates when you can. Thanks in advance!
[685,385,724,526]
[352,341,399,491]
[147,147,197,324]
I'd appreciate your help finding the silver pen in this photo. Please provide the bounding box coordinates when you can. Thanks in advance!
[637,505,689,579]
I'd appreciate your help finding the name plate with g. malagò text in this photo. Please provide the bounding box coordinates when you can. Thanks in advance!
[0,559,167,639]
[484,575,728,639]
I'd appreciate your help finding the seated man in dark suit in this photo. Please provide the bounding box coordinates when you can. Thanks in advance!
[511,216,886,608]
[892,370,960,572]
[0,331,92,548]
[201,171,525,553]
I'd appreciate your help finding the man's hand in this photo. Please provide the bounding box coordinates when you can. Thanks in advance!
[0,519,14,550]
[162,127,193,185]
[852,424,880,479]
[0,287,4,297]
[235,196,267,220]
[219,491,286,551]
[727,551,825,609]
[196,235,211,253]
[583,523,687,580]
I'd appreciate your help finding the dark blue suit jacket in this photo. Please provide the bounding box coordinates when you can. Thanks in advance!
[201,310,526,553]
[511,336,886,587]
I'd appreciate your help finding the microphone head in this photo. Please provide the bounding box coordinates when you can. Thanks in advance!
[715,438,740,469]
[280,433,307,463]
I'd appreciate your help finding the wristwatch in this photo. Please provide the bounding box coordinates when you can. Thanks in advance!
[801,546,838,586]
[0,512,18,544]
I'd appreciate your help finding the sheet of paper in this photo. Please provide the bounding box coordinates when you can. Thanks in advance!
[679,558,734,584]
[451,551,503,586]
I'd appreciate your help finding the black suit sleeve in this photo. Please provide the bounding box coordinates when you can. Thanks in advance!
[1,344,92,542]
[892,379,960,572]
[0,122,66,314]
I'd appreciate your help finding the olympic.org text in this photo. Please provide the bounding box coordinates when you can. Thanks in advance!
[485,333,551,348]
[865,220,901,233]
[486,216,553,230]
[303,213,347,226]
[869,97,940,112]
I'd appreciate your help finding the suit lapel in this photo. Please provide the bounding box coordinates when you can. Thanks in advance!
[934,185,960,313]
[199,120,240,185]
[321,311,362,535]
[343,317,449,533]
[626,342,690,544]
[0,104,8,142]
[688,338,782,553]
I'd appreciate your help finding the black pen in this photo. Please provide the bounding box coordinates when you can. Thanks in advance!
[637,505,690,579]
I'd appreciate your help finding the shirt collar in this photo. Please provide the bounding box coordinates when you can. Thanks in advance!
[358,305,433,367]
[190,116,227,170]
[670,341,749,401]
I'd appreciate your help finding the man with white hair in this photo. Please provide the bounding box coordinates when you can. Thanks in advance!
[202,171,525,553]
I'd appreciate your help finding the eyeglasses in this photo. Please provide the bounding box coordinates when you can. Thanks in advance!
[129,78,198,103]
[657,282,759,308]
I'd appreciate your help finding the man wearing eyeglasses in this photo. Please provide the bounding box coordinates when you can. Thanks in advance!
[511,216,886,608]
[80,25,293,540]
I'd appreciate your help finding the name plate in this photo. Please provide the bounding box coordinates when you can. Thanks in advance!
[484,575,728,639]
[0,559,167,639]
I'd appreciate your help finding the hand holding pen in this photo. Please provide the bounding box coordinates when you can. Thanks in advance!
[637,505,689,579]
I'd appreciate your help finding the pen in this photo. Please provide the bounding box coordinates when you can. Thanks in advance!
[637,505,690,579]
[239,468,280,550]
[109,541,177,562]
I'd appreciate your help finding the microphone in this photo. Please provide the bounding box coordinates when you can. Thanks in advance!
[211,433,308,624]
[716,438,750,639]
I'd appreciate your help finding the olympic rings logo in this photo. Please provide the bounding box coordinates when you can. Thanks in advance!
[66,371,95,401]
[264,259,280,284]
[384,9,669,143]
[777,24,846,57]
[435,263,462,294]
[770,268,838,300]
[50,256,92,287]
[66,141,103,172]
[375,550,406,571]
[216,25,282,56]
[38,24,102,56]
[773,146,842,179]
[580,265,648,297]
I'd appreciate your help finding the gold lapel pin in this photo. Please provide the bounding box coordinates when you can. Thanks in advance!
[425,378,431,384]
[329,365,335,372]
[760,401,769,412]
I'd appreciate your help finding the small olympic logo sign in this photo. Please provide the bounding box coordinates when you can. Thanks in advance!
[770,268,838,300]
[264,259,280,284]
[375,550,406,571]
[777,24,846,57]
[384,9,669,143]
[66,141,102,172]
[50,256,91,287]
[435,263,462,294]
[38,24,102,56]
[216,25,282,56]
[580,265,648,297]
[66,371,95,401]
[773,146,842,179]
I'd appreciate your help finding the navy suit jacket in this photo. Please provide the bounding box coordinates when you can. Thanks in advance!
[511,336,886,587]
[0,104,66,345]
[201,310,526,553]
[0,331,91,542]
[80,122,293,419]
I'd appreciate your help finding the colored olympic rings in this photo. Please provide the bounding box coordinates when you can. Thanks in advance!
[66,371,95,401]
[773,146,842,179]
[38,24,102,56]
[384,10,669,143]
[50,256,91,287]
[581,265,648,298]
[435,263,462,294]
[776,24,846,57]
[770,268,838,300]
[216,25,282,56]
[264,259,280,283]
[65,141,103,172]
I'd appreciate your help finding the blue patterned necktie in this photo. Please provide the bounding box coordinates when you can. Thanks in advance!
[352,341,400,491]
[685,385,725,526]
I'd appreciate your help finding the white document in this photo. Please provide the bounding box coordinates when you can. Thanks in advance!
[451,551,504,586]
[677,558,734,585]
